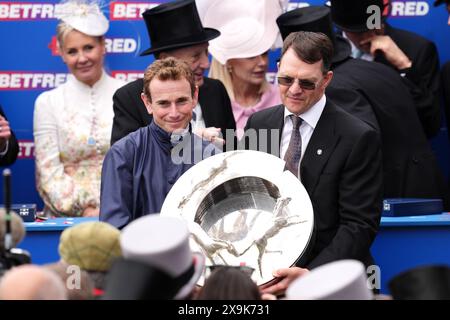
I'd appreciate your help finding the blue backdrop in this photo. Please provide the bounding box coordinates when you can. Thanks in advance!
[0,0,448,209]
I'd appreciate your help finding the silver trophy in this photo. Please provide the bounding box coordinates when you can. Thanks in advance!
[160,150,314,286]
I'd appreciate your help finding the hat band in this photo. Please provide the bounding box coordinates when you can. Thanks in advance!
[172,262,195,292]
[152,32,209,50]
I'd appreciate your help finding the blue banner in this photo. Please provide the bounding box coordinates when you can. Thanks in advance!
[0,0,448,209]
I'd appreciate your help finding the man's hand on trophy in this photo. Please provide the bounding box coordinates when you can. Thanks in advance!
[260,267,309,297]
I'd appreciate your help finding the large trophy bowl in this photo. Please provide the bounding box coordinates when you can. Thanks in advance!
[160,150,314,286]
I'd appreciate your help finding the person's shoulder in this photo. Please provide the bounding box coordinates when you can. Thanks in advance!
[202,77,222,87]
[343,58,405,84]
[111,126,149,152]
[34,83,66,109]
[114,78,144,96]
[252,104,284,119]
[328,100,376,135]
[201,77,227,93]
[386,24,434,48]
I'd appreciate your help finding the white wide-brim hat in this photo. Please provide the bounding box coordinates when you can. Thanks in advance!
[286,260,374,300]
[55,0,109,36]
[198,0,282,64]
[120,215,205,300]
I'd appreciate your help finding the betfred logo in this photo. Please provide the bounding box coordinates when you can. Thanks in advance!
[0,2,58,20]
[18,140,34,159]
[0,72,67,90]
[105,38,137,53]
[390,1,429,16]
[110,2,160,20]
[112,71,144,83]
[48,36,138,55]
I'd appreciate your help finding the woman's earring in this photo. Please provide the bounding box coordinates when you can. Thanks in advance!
[226,65,232,74]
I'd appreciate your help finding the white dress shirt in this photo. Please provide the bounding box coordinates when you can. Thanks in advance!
[343,33,374,62]
[280,94,327,166]
[191,103,206,130]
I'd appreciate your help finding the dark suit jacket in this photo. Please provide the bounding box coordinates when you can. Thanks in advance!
[244,101,383,269]
[110,77,236,145]
[442,61,450,143]
[0,105,19,166]
[376,24,441,138]
[328,57,450,210]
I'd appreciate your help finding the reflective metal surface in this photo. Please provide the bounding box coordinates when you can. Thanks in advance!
[161,150,314,285]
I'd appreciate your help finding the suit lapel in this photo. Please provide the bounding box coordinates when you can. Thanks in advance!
[261,105,285,156]
[198,78,212,126]
[300,101,340,194]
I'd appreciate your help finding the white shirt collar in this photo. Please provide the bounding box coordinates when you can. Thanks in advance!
[283,94,327,129]
[343,33,374,62]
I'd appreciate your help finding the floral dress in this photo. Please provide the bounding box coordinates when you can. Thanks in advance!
[34,71,125,217]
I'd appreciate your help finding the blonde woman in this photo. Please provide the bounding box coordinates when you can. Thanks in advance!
[204,0,283,138]
[34,1,125,217]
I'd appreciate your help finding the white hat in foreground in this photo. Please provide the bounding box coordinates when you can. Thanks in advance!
[199,0,282,64]
[120,215,205,299]
[286,260,373,300]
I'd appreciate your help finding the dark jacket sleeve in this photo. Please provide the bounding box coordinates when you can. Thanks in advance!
[199,78,236,137]
[307,128,383,269]
[326,84,380,132]
[217,80,237,137]
[0,105,19,166]
[110,79,151,146]
[400,41,441,138]
[99,142,134,229]
[441,62,450,143]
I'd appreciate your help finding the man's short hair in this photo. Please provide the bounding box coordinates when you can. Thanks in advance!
[281,31,334,73]
[143,57,196,102]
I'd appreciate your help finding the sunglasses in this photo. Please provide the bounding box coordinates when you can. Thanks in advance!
[277,76,318,90]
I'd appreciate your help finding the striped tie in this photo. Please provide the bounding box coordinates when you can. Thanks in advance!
[284,115,303,178]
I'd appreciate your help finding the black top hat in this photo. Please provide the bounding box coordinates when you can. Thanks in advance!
[276,6,351,64]
[330,0,388,33]
[102,258,196,300]
[140,0,220,56]
[389,265,450,300]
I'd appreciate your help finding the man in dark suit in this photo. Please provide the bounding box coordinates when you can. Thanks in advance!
[245,31,383,295]
[330,0,442,139]
[0,105,19,166]
[276,6,450,210]
[110,0,236,146]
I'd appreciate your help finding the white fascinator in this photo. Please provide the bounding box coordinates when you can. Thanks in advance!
[55,0,109,36]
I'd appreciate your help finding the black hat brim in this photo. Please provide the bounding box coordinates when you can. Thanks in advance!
[139,28,220,56]
[332,35,352,64]
[334,23,370,33]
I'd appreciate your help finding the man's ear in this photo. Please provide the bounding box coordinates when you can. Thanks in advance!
[192,85,199,108]
[322,71,333,89]
[158,52,169,59]
[141,92,153,115]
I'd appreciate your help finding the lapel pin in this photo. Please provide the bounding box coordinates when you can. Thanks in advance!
[317,149,323,156]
